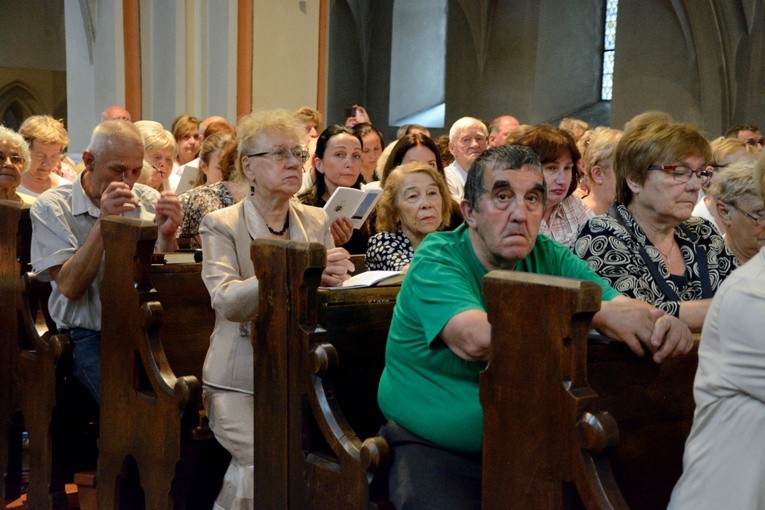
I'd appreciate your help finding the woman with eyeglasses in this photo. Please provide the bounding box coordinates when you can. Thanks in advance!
[574,122,738,332]
[0,125,35,203]
[298,125,371,254]
[691,136,756,235]
[198,110,353,509]
[707,158,765,264]
[17,115,70,197]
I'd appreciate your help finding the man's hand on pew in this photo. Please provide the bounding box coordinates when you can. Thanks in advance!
[593,296,694,363]
[321,247,355,287]
[155,191,182,252]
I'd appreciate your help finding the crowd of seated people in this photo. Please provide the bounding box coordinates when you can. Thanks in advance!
[8,101,765,509]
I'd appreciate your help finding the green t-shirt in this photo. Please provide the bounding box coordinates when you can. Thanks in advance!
[377,224,620,454]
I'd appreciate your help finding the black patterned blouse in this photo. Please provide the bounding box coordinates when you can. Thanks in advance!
[179,182,235,238]
[366,231,415,271]
[573,204,738,316]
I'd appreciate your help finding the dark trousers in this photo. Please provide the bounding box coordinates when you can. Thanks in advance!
[380,421,481,510]
[67,328,101,404]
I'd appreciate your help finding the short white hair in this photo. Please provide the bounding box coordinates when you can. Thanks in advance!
[449,117,487,143]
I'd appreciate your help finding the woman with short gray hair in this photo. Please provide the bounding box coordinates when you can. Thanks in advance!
[0,125,33,203]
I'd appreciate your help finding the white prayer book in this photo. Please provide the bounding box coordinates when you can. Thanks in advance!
[323,186,382,229]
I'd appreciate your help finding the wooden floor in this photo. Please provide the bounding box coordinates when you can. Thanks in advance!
[4,484,81,509]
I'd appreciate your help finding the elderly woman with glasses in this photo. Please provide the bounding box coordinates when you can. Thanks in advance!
[0,126,34,203]
[574,121,738,332]
[707,158,765,265]
[198,109,353,509]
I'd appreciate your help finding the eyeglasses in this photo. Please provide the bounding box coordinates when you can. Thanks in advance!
[648,164,713,184]
[726,202,765,226]
[0,152,24,166]
[32,151,61,166]
[247,147,309,164]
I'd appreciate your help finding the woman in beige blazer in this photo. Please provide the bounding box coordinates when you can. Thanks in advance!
[199,109,354,509]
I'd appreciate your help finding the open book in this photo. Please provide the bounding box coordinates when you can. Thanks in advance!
[330,270,404,289]
[323,186,382,229]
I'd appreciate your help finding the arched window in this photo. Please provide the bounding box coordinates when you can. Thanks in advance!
[601,0,619,100]
[0,82,41,131]
[388,0,447,128]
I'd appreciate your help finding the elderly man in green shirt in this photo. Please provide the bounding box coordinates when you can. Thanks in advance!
[377,144,693,510]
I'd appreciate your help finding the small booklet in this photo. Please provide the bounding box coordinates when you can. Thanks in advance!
[323,186,382,229]
[173,163,201,194]
[330,270,404,289]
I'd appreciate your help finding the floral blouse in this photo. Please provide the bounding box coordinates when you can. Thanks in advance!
[366,231,415,271]
[179,182,235,239]
[573,204,738,317]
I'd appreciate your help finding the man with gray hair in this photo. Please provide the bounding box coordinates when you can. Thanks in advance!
[30,120,182,404]
[443,116,488,200]
[378,144,693,509]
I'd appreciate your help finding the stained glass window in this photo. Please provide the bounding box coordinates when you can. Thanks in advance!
[601,0,618,100]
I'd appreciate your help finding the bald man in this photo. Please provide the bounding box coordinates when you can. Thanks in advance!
[200,115,232,138]
[101,105,132,122]
[487,115,520,147]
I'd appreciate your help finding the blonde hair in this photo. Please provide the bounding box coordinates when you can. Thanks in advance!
[559,117,590,138]
[375,162,451,233]
[18,115,68,147]
[756,151,765,203]
[139,126,177,156]
[293,107,323,129]
[233,109,302,181]
[710,136,757,165]
[171,114,200,141]
[577,126,623,185]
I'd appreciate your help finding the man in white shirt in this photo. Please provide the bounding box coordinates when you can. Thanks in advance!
[443,117,488,201]
[30,120,182,403]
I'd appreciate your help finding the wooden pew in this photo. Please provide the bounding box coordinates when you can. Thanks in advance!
[251,239,394,509]
[0,200,98,509]
[480,271,698,510]
[0,200,28,502]
[99,216,228,510]
[251,242,697,509]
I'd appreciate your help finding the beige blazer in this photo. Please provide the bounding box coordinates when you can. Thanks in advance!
[199,198,333,393]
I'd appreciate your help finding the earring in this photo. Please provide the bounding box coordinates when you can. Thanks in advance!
[250,185,255,195]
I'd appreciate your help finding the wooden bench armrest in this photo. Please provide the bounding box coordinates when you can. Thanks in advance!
[139,300,201,408]
[309,342,390,475]
[19,272,69,357]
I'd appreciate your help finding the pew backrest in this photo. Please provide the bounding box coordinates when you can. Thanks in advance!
[251,239,395,509]
[480,270,698,510]
[99,216,221,509]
